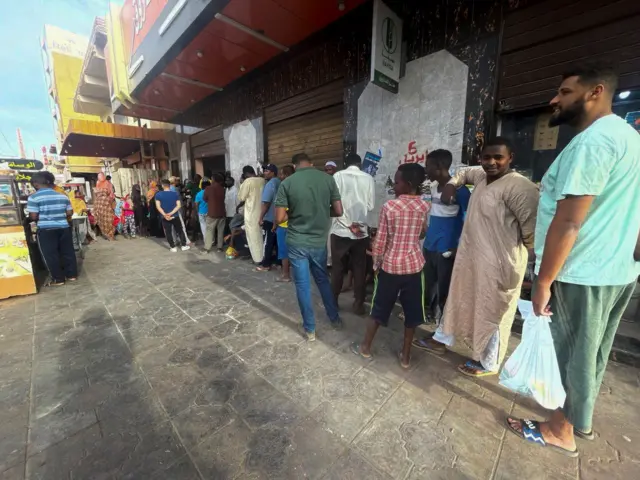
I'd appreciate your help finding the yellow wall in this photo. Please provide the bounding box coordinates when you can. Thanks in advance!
[50,52,103,173]
[50,52,101,136]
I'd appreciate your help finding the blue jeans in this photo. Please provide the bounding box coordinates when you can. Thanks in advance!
[288,244,340,333]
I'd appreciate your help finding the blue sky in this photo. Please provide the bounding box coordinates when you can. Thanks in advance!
[0,0,122,158]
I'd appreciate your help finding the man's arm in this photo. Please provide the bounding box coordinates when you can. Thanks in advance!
[27,196,39,223]
[533,195,594,316]
[167,199,182,217]
[274,182,288,224]
[441,167,484,204]
[367,176,375,212]
[330,200,343,217]
[329,177,342,217]
[155,199,167,217]
[635,231,640,261]
[66,201,73,224]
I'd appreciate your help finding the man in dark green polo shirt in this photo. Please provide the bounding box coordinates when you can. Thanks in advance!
[275,153,344,340]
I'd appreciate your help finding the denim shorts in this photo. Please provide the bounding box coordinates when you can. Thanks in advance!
[371,270,425,328]
[276,227,288,259]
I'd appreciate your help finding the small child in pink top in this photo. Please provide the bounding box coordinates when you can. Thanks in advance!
[121,194,136,238]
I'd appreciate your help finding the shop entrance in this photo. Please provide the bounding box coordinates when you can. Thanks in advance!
[265,80,344,169]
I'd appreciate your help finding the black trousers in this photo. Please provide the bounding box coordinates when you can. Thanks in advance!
[37,227,77,283]
[423,249,455,320]
[162,217,187,248]
[260,221,277,267]
[330,234,368,307]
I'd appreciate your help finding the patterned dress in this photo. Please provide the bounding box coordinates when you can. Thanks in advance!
[94,189,115,239]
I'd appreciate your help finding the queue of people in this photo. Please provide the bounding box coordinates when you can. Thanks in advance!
[26,63,640,459]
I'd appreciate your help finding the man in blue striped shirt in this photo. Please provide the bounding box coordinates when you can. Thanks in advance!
[27,172,77,286]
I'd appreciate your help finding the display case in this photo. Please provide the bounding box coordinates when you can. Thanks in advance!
[0,176,21,226]
[0,175,37,299]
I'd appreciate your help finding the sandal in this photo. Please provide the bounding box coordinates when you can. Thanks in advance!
[457,360,497,377]
[574,428,595,441]
[412,337,446,355]
[255,266,271,272]
[276,277,292,283]
[49,281,65,287]
[506,418,579,457]
[350,342,373,361]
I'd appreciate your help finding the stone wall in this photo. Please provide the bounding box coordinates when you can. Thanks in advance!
[357,50,468,225]
[224,118,264,184]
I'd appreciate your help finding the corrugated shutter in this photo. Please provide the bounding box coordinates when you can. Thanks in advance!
[267,104,344,168]
[498,0,640,112]
[192,139,225,159]
[190,124,224,159]
[266,80,344,168]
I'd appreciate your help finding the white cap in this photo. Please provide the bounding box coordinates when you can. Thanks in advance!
[325,161,337,167]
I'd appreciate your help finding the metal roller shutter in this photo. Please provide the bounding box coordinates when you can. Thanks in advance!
[498,0,640,112]
[190,124,225,159]
[266,80,344,168]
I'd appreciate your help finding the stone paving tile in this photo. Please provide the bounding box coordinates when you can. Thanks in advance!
[2,239,640,479]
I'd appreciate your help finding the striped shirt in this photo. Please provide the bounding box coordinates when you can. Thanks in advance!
[27,188,72,229]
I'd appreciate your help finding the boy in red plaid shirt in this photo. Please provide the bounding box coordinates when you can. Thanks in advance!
[351,163,430,368]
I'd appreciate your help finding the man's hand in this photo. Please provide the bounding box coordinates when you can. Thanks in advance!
[259,218,264,226]
[348,222,365,238]
[271,223,277,233]
[164,214,172,221]
[532,282,553,317]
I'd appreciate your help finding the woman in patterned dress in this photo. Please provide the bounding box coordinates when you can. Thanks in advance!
[94,173,115,240]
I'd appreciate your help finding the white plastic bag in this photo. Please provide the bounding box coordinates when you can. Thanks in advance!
[499,300,566,410]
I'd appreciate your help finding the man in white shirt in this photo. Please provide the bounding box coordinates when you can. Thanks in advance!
[224,176,238,236]
[330,153,375,314]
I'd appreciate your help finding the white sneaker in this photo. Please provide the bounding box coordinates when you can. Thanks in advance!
[181,245,191,251]
[170,247,178,252]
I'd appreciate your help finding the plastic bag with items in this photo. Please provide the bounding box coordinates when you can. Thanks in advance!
[499,300,566,410]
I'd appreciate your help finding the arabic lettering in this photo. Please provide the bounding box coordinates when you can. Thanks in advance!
[400,141,426,165]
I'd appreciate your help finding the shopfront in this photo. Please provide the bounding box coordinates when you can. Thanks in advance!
[497,0,640,181]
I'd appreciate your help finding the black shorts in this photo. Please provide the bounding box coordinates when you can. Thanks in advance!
[370,270,425,328]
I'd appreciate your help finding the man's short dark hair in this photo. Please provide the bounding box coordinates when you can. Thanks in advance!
[562,64,619,95]
[31,171,54,186]
[201,180,211,189]
[106,175,112,181]
[242,166,255,175]
[292,153,310,165]
[161,179,171,186]
[213,173,225,184]
[426,149,452,170]
[484,136,514,154]
[345,153,362,167]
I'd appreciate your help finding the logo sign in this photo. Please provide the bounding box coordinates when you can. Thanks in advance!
[0,159,44,171]
[121,0,168,59]
[371,0,403,94]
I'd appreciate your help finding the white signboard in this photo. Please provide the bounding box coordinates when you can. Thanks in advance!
[371,0,403,94]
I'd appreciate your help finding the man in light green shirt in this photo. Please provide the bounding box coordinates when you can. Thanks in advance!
[507,65,640,457]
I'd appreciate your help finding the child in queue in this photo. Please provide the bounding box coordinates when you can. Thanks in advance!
[351,163,430,369]
[275,164,295,282]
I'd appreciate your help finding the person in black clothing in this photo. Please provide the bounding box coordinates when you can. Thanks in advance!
[131,184,148,237]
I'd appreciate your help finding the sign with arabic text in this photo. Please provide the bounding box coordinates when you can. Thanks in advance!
[371,0,403,94]
[0,159,44,171]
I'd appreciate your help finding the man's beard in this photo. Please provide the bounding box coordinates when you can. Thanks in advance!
[549,98,585,127]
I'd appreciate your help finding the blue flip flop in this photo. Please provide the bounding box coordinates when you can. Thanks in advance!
[506,418,579,458]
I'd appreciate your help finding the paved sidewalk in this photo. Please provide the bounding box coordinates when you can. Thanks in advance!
[0,238,638,479]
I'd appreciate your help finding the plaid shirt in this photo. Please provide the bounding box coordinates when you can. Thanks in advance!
[372,195,430,275]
